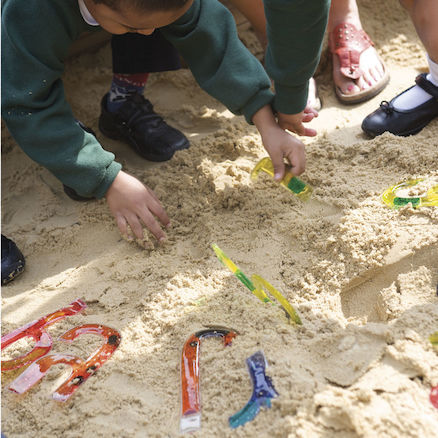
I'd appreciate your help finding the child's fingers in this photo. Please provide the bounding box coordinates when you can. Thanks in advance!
[126,213,146,241]
[271,155,286,181]
[287,148,306,176]
[302,113,315,123]
[115,213,129,238]
[302,127,317,137]
[303,106,318,118]
[138,208,167,242]
[146,189,171,227]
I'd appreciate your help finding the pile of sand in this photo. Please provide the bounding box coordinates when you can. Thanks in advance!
[2,0,437,436]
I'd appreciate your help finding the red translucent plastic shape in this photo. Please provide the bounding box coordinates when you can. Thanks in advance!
[1,299,86,371]
[9,324,121,401]
[180,327,237,433]
[431,386,438,409]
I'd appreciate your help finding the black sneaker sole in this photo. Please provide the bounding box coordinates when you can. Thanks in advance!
[99,118,182,162]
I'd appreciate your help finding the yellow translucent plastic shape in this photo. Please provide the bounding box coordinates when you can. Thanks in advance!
[382,179,438,209]
[430,332,438,347]
[212,244,302,324]
[251,157,312,201]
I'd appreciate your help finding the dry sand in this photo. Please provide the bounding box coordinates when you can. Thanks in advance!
[2,0,438,436]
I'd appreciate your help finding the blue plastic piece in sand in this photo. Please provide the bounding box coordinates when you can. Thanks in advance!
[229,350,278,429]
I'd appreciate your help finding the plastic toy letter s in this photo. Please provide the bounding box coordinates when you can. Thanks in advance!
[9,324,121,401]
[1,299,86,371]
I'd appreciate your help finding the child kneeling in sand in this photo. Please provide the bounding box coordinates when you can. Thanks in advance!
[2,0,327,246]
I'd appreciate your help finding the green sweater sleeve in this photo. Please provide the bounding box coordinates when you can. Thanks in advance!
[264,0,330,114]
[1,0,121,199]
[161,0,274,124]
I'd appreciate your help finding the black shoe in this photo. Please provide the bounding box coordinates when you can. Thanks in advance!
[98,93,189,162]
[1,235,25,285]
[362,74,438,137]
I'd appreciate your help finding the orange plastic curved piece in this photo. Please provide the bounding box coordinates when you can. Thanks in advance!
[9,324,121,401]
[180,327,237,433]
[1,299,86,371]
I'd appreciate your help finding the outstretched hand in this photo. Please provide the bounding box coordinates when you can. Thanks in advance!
[252,105,306,181]
[277,106,318,137]
[106,170,170,243]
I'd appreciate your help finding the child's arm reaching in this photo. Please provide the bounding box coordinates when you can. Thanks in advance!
[105,171,170,243]
[252,105,306,181]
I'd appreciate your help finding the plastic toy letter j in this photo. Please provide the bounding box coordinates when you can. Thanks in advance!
[1,299,86,371]
[212,244,302,324]
[251,157,312,201]
[180,327,237,434]
[229,350,278,428]
[382,179,438,208]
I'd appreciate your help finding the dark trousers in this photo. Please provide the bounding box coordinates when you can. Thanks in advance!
[111,31,181,74]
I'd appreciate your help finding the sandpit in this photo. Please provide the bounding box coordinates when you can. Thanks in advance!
[2,0,438,436]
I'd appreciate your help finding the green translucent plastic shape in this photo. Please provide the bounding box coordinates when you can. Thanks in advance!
[212,244,302,324]
[251,157,312,201]
[430,332,438,347]
[382,179,438,209]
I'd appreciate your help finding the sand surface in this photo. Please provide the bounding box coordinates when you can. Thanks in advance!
[2,0,438,436]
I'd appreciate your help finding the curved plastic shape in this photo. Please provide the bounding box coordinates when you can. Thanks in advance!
[430,332,438,347]
[251,275,302,325]
[431,386,438,409]
[1,299,86,371]
[8,324,121,402]
[180,327,237,434]
[251,157,312,201]
[229,350,278,428]
[382,179,438,209]
[212,244,302,324]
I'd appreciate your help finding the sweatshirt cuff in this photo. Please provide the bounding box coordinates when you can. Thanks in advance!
[243,88,275,124]
[92,161,122,199]
[273,82,309,115]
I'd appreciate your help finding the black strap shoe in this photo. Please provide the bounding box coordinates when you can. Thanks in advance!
[362,73,438,137]
[98,93,190,162]
[1,235,25,285]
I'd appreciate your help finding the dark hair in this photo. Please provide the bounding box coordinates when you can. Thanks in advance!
[92,0,191,13]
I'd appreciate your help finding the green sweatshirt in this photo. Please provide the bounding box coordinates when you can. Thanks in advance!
[2,0,328,198]
[264,0,330,114]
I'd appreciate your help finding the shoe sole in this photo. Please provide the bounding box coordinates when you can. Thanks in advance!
[99,119,187,162]
[362,121,429,138]
[336,70,390,105]
[2,263,25,285]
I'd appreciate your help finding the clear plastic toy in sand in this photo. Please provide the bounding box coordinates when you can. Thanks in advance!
[382,178,438,208]
[251,157,312,201]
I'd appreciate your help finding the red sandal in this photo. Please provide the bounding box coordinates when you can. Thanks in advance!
[329,22,389,104]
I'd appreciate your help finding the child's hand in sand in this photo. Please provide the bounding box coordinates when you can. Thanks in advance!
[277,106,318,137]
[253,105,306,180]
[105,170,170,243]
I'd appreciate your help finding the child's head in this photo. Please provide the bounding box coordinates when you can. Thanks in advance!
[84,0,193,35]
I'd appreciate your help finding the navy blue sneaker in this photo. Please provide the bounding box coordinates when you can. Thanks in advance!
[1,235,25,285]
[99,93,189,162]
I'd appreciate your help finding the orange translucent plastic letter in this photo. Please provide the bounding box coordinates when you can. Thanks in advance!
[1,299,86,371]
[9,324,121,401]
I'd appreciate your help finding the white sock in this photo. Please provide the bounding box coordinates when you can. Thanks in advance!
[393,55,438,110]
